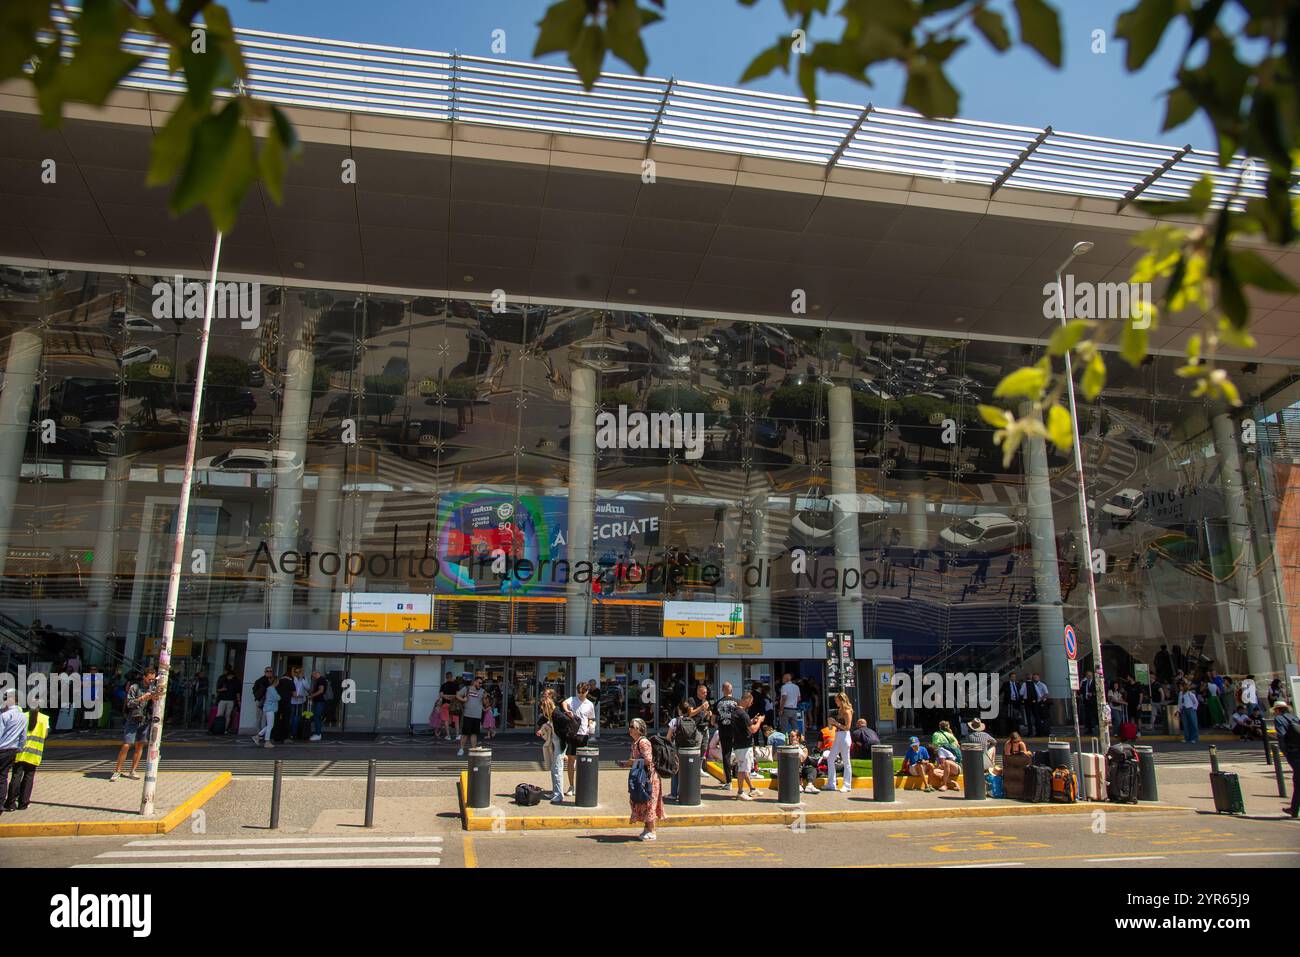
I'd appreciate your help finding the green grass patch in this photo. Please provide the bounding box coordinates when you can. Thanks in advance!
[756,757,905,776]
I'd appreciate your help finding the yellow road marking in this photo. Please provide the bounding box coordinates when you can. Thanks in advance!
[839,845,1295,868]
[463,835,477,869]
[930,832,1050,853]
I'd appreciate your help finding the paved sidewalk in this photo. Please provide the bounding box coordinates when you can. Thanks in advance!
[0,771,231,837]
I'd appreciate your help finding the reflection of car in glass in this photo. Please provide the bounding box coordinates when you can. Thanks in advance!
[174,384,257,421]
[755,332,794,369]
[247,363,265,387]
[381,356,409,380]
[118,345,159,367]
[109,309,163,333]
[785,500,889,554]
[751,419,785,448]
[539,314,595,351]
[648,319,691,377]
[0,266,67,295]
[196,448,302,476]
[937,514,1020,558]
[715,364,763,389]
[1126,433,1156,454]
[1102,488,1145,525]
[851,377,893,401]
[476,304,550,344]
[708,327,744,361]
[91,419,187,457]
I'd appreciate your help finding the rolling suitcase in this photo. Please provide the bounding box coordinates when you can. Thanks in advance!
[1022,765,1052,803]
[208,714,227,736]
[1209,771,1245,814]
[1081,752,1106,801]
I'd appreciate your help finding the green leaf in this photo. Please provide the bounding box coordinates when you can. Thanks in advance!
[993,366,1049,401]
[34,0,143,123]
[1047,320,1094,357]
[741,38,791,83]
[1081,352,1106,401]
[976,404,1011,428]
[1013,0,1062,68]
[534,0,588,57]
[604,0,652,75]
[1134,174,1214,217]
[973,7,1012,51]
[1046,403,1073,451]
[170,100,257,233]
[258,105,300,205]
[568,24,606,89]
[1229,248,1299,295]
[1215,256,1248,329]
[1162,87,1196,131]
[1120,320,1148,367]
[1115,0,1176,71]
[147,98,203,187]
[797,54,818,105]
[903,60,959,117]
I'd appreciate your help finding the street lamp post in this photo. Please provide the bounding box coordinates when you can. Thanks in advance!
[1054,240,1110,757]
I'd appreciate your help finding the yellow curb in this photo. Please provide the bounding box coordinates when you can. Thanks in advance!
[460,794,1190,832]
[0,772,232,838]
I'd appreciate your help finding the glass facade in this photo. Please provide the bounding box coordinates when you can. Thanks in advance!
[1,264,1296,718]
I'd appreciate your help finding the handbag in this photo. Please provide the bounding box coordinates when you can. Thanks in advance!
[628,759,653,803]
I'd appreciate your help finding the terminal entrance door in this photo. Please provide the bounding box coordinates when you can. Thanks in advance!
[655,661,716,728]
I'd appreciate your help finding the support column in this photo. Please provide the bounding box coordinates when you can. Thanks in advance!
[828,385,861,636]
[0,327,42,581]
[309,464,343,629]
[565,365,596,637]
[87,455,131,647]
[746,493,771,639]
[1023,428,1069,712]
[906,492,928,549]
[268,342,314,629]
[1212,413,1273,676]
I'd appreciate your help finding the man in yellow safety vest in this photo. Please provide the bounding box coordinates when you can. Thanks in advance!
[5,705,47,811]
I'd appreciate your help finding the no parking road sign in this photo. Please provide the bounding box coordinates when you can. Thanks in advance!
[1063,624,1078,660]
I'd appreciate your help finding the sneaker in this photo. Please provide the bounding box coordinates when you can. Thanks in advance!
[109,772,120,782]
[264,742,274,749]
[805,784,820,794]
[456,749,464,757]
[837,785,851,793]
[251,737,262,748]
[639,831,657,841]
[125,772,139,780]
[565,787,574,796]
[309,735,322,742]
[738,791,754,801]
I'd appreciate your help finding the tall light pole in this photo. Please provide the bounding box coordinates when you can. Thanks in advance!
[1054,240,1110,756]
[141,231,223,816]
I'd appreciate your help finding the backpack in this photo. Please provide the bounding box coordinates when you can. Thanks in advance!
[648,734,679,778]
[514,783,545,806]
[1280,715,1300,752]
[551,708,577,742]
[1050,767,1077,803]
[674,716,701,749]
[628,760,653,803]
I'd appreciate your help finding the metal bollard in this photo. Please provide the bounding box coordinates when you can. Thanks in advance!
[364,758,377,827]
[1273,746,1288,798]
[776,745,802,806]
[1209,745,1220,774]
[1091,737,1099,756]
[575,745,600,808]
[961,744,986,800]
[1261,718,1272,764]
[871,744,895,803]
[269,758,282,830]
[466,747,492,810]
[1134,745,1158,802]
[676,747,701,807]
[1047,740,1072,770]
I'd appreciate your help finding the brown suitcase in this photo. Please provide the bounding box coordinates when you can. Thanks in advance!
[1001,752,1032,799]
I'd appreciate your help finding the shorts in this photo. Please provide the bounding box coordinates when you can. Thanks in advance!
[461,716,482,737]
[123,719,149,744]
[907,764,927,776]
[733,747,755,775]
[564,733,589,756]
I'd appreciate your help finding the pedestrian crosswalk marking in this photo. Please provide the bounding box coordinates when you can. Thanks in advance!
[74,859,443,869]
[125,836,444,847]
[98,846,444,859]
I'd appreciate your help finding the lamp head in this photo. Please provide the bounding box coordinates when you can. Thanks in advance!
[1072,241,1094,256]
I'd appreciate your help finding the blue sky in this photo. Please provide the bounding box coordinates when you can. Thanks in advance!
[226,0,1212,148]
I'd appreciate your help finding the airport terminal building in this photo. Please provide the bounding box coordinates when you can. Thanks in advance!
[0,28,1297,735]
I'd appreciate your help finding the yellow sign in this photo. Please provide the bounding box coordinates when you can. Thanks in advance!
[145,637,192,657]
[718,638,762,655]
[876,665,896,722]
[403,632,453,651]
[663,601,745,639]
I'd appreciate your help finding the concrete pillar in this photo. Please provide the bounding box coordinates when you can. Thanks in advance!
[0,327,42,580]
[268,343,314,628]
[565,366,596,637]
[746,493,772,640]
[87,455,131,645]
[906,492,928,549]
[1022,428,1069,710]
[309,464,343,629]
[828,385,861,636]
[1212,413,1273,676]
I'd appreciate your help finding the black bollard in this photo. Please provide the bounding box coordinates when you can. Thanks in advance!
[1260,717,1272,764]
[777,745,802,805]
[1134,745,1158,802]
[961,744,986,800]
[871,744,895,803]
[575,745,600,808]
[269,758,282,830]
[677,747,702,807]
[1048,740,1072,770]
[364,758,377,827]
[1209,745,1220,774]
[1273,746,1288,798]
[467,746,492,810]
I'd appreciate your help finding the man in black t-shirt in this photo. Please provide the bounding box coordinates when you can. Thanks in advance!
[438,672,461,741]
[252,667,273,737]
[713,682,741,787]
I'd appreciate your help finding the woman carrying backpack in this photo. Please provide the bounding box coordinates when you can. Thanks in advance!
[536,689,565,805]
[666,700,700,802]
[618,717,665,841]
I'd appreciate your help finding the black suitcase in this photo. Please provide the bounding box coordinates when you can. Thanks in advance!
[514,783,545,806]
[1032,749,1052,767]
[1209,771,1245,814]
[208,715,226,736]
[295,712,311,741]
[1108,761,1140,803]
[1022,765,1052,803]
